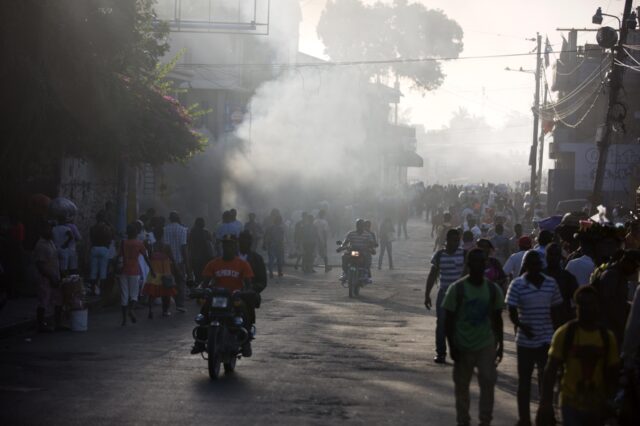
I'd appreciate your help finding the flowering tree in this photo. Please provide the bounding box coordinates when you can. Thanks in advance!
[0,0,204,183]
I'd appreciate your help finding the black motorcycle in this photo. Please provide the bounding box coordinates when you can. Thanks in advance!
[190,287,251,380]
[337,241,369,298]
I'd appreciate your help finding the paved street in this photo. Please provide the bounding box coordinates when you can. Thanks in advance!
[0,219,520,425]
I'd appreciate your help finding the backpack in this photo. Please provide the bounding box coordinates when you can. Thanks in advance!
[453,279,498,329]
[561,319,609,372]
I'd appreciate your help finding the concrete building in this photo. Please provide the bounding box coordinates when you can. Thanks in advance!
[547,29,640,213]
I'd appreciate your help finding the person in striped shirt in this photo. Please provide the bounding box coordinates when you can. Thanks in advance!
[505,250,563,426]
[425,228,465,364]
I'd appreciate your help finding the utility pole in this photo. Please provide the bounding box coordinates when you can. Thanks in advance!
[592,0,634,207]
[537,81,548,194]
[529,33,543,197]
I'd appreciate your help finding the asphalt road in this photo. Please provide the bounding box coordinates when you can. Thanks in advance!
[0,219,521,425]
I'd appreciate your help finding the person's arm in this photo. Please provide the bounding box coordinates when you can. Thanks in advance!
[141,248,155,277]
[507,305,533,337]
[445,309,458,361]
[507,283,534,338]
[62,229,73,249]
[425,266,439,309]
[494,309,504,364]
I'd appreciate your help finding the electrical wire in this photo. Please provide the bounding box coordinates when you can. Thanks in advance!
[172,48,586,69]
[540,69,603,128]
[614,58,640,71]
[623,47,640,67]
[539,56,609,109]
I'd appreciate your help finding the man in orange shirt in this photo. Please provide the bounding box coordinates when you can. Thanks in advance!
[192,236,255,355]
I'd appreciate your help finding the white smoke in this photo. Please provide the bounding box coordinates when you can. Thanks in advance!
[228,65,381,209]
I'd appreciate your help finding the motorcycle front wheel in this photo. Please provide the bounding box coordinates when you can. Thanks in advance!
[207,327,222,380]
[224,356,237,374]
[348,268,359,298]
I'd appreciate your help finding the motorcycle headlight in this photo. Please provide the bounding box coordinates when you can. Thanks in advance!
[211,296,228,308]
[233,316,244,326]
[351,251,360,257]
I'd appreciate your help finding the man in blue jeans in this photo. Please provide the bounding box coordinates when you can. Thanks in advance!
[425,228,465,364]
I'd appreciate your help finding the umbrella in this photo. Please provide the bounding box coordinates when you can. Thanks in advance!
[537,215,563,232]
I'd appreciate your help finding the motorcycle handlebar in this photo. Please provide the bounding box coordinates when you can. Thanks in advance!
[189,288,211,299]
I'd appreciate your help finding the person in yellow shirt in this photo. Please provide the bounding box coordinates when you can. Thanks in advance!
[537,286,619,426]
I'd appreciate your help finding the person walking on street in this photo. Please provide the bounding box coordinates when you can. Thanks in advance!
[315,210,332,273]
[443,248,505,426]
[244,213,264,252]
[503,236,532,282]
[490,224,510,265]
[119,224,154,326]
[397,199,409,240]
[188,217,213,283]
[301,213,317,274]
[590,249,640,347]
[142,227,177,318]
[163,211,188,313]
[88,211,114,296]
[538,286,619,426]
[425,228,465,364]
[378,217,394,270]
[434,212,454,251]
[506,250,563,426]
[544,243,579,326]
[293,212,307,270]
[264,214,285,278]
[510,223,524,254]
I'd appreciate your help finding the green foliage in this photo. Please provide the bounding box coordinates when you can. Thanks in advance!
[317,0,464,91]
[0,0,203,179]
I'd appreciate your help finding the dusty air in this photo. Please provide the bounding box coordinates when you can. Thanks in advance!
[2,1,640,425]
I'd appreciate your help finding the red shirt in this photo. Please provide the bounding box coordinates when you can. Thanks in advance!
[121,239,147,275]
[202,257,254,292]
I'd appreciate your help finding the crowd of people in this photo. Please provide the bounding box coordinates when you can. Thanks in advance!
[3,183,640,425]
[426,196,640,425]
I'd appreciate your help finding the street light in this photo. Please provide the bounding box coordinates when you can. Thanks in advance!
[592,6,622,27]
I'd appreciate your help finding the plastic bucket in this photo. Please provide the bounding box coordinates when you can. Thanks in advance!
[70,309,88,332]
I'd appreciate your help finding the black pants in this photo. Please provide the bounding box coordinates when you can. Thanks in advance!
[517,344,549,423]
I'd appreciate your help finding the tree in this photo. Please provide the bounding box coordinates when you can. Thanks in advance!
[0,0,204,188]
[317,0,463,90]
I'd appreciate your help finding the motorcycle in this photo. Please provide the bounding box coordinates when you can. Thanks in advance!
[336,241,370,298]
[190,287,251,380]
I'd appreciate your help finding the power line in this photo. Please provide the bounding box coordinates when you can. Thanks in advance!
[172,48,585,69]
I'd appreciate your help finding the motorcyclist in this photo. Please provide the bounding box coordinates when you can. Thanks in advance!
[190,235,254,356]
[338,219,375,283]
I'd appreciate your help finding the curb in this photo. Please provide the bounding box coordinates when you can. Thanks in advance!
[0,297,103,339]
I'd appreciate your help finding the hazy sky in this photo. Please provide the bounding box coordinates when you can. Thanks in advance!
[299,0,623,133]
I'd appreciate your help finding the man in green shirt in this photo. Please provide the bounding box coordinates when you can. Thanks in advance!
[443,248,505,426]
